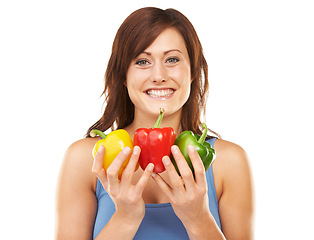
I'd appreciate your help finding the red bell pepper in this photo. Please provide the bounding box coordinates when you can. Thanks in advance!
[134,108,176,173]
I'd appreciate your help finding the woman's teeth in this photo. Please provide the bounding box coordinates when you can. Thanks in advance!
[146,89,174,98]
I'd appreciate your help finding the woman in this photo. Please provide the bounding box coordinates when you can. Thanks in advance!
[55,7,254,240]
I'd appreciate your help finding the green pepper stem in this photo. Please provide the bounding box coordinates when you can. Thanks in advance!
[198,123,208,144]
[153,108,165,128]
[90,129,107,139]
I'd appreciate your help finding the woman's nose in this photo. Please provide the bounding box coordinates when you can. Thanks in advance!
[152,63,167,83]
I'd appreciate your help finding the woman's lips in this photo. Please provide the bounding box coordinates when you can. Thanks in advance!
[145,88,175,98]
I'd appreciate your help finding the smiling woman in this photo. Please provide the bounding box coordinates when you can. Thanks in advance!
[126,28,191,121]
[85,8,210,137]
[55,7,254,240]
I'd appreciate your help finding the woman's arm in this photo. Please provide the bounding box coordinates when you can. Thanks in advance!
[152,140,254,240]
[55,138,98,240]
[92,145,154,240]
[214,139,255,240]
[55,139,154,240]
[152,145,226,240]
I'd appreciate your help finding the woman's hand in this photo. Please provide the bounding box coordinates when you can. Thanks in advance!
[152,145,224,239]
[92,145,154,223]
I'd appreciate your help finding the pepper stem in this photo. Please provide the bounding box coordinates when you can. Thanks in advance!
[90,129,107,139]
[198,123,208,144]
[153,108,165,128]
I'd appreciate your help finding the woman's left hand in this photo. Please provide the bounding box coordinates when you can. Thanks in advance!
[152,145,216,234]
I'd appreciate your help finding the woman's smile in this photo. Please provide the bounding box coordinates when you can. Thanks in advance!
[145,88,175,99]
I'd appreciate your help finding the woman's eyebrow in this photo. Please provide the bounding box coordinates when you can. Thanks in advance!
[141,49,182,56]
[164,49,182,54]
[142,52,151,56]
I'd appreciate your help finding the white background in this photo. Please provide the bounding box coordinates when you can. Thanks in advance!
[1,0,313,239]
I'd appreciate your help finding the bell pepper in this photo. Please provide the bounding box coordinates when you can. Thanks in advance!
[90,129,135,179]
[171,123,216,176]
[134,108,176,173]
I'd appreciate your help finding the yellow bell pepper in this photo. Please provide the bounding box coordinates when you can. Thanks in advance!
[90,129,135,179]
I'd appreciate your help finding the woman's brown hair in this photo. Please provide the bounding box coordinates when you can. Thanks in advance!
[86,7,219,138]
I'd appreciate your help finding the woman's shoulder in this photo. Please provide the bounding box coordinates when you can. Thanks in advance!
[59,137,100,191]
[213,138,250,173]
[214,138,247,161]
[66,137,100,155]
[212,139,252,199]
[63,137,100,166]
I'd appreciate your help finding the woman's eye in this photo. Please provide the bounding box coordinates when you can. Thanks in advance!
[135,59,149,66]
[166,57,179,63]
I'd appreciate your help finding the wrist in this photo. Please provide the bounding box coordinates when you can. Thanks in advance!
[114,209,144,228]
[185,213,224,240]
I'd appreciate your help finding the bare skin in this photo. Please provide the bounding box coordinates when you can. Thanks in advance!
[55,28,254,239]
[55,136,254,240]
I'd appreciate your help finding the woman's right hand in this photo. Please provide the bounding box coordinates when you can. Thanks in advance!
[92,145,154,223]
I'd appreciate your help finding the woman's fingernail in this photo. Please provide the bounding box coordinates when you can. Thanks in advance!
[171,145,179,154]
[147,163,154,171]
[151,172,156,178]
[98,145,105,151]
[133,146,140,155]
[188,145,195,151]
[163,157,171,166]
[123,147,131,154]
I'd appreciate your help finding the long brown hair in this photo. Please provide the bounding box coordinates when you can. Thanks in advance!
[86,7,219,138]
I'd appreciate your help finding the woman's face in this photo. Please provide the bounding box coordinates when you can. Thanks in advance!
[126,28,191,118]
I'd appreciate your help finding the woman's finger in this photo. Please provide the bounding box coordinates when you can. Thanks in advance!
[135,163,155,195]
[151,171,173,199]
[121,146,141,185]
[187,145,207,186]
[106,146,131,189]
[170,145,195,190]
[92,145,108,189]
[162,154,187,191]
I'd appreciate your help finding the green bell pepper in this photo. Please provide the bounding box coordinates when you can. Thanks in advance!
[171,123,216,176]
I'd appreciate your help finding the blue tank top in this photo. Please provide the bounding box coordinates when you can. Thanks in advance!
[93,138,221,239]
